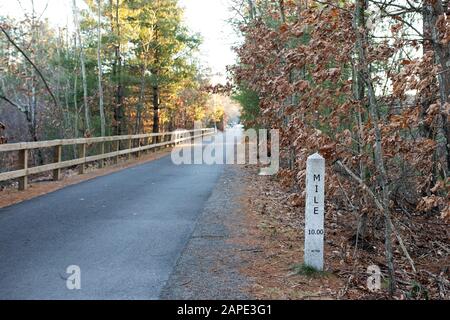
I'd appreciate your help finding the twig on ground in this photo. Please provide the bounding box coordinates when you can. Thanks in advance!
[337,274,353,299]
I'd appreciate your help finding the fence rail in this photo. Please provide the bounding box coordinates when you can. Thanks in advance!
[0,128,215,191]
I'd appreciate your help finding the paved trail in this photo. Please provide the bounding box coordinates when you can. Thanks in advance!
[0,151,224,299]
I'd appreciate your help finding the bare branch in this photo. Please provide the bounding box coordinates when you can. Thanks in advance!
[0,94,23,110]
[0,25,59,108]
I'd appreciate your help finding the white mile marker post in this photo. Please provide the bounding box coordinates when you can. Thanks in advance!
[304,152,325,271]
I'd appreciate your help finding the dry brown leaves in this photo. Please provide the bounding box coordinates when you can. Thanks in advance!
[237,166,449,300]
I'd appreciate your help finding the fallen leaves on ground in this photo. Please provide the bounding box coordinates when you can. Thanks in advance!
[235,166,449,300]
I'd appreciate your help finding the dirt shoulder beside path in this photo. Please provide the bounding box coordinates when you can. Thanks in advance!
[236,166,342,299]
[160,165,252,299]
[0,148,172,209]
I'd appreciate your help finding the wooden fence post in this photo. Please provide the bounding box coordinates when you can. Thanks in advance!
[79,143,86,174]
[137,138,141,158]
[18,149,28,191]
[127,138,132,160]
[115,140,120,164]
[154,136,160,152]
[53,145,62,181]
[99,142,105,168]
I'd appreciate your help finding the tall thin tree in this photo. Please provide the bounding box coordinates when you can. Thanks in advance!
[97,0,106,136]
[72,0,91,135]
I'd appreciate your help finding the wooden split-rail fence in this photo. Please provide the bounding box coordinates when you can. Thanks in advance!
[0,128,215,191]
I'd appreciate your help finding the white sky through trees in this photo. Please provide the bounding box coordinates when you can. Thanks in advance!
[0,0,237,85]
[180,0,237,85]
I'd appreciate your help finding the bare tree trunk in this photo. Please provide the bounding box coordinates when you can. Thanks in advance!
[152,83,159,135]
[113,0,125,135]
[247,0,256,20]
[152,24,160,140]
[352,0,369,242]
[135,64,146,134]
[56,29,67,139]
[72,32,79,141]
[28,5,44,165]
[72,0,91,135]
[278,0,286,23]
[296,0,303,20]
[65,77,77,157]
[419,4,435,141]
[425,0,450,176]
[97,0,106,137]
[354,0,396,296]
[73,73,79,139]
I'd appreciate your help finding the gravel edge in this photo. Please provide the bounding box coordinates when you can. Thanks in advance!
[159,165,252,300]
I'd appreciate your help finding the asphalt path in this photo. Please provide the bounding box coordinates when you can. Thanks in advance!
[0,146,224,299]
